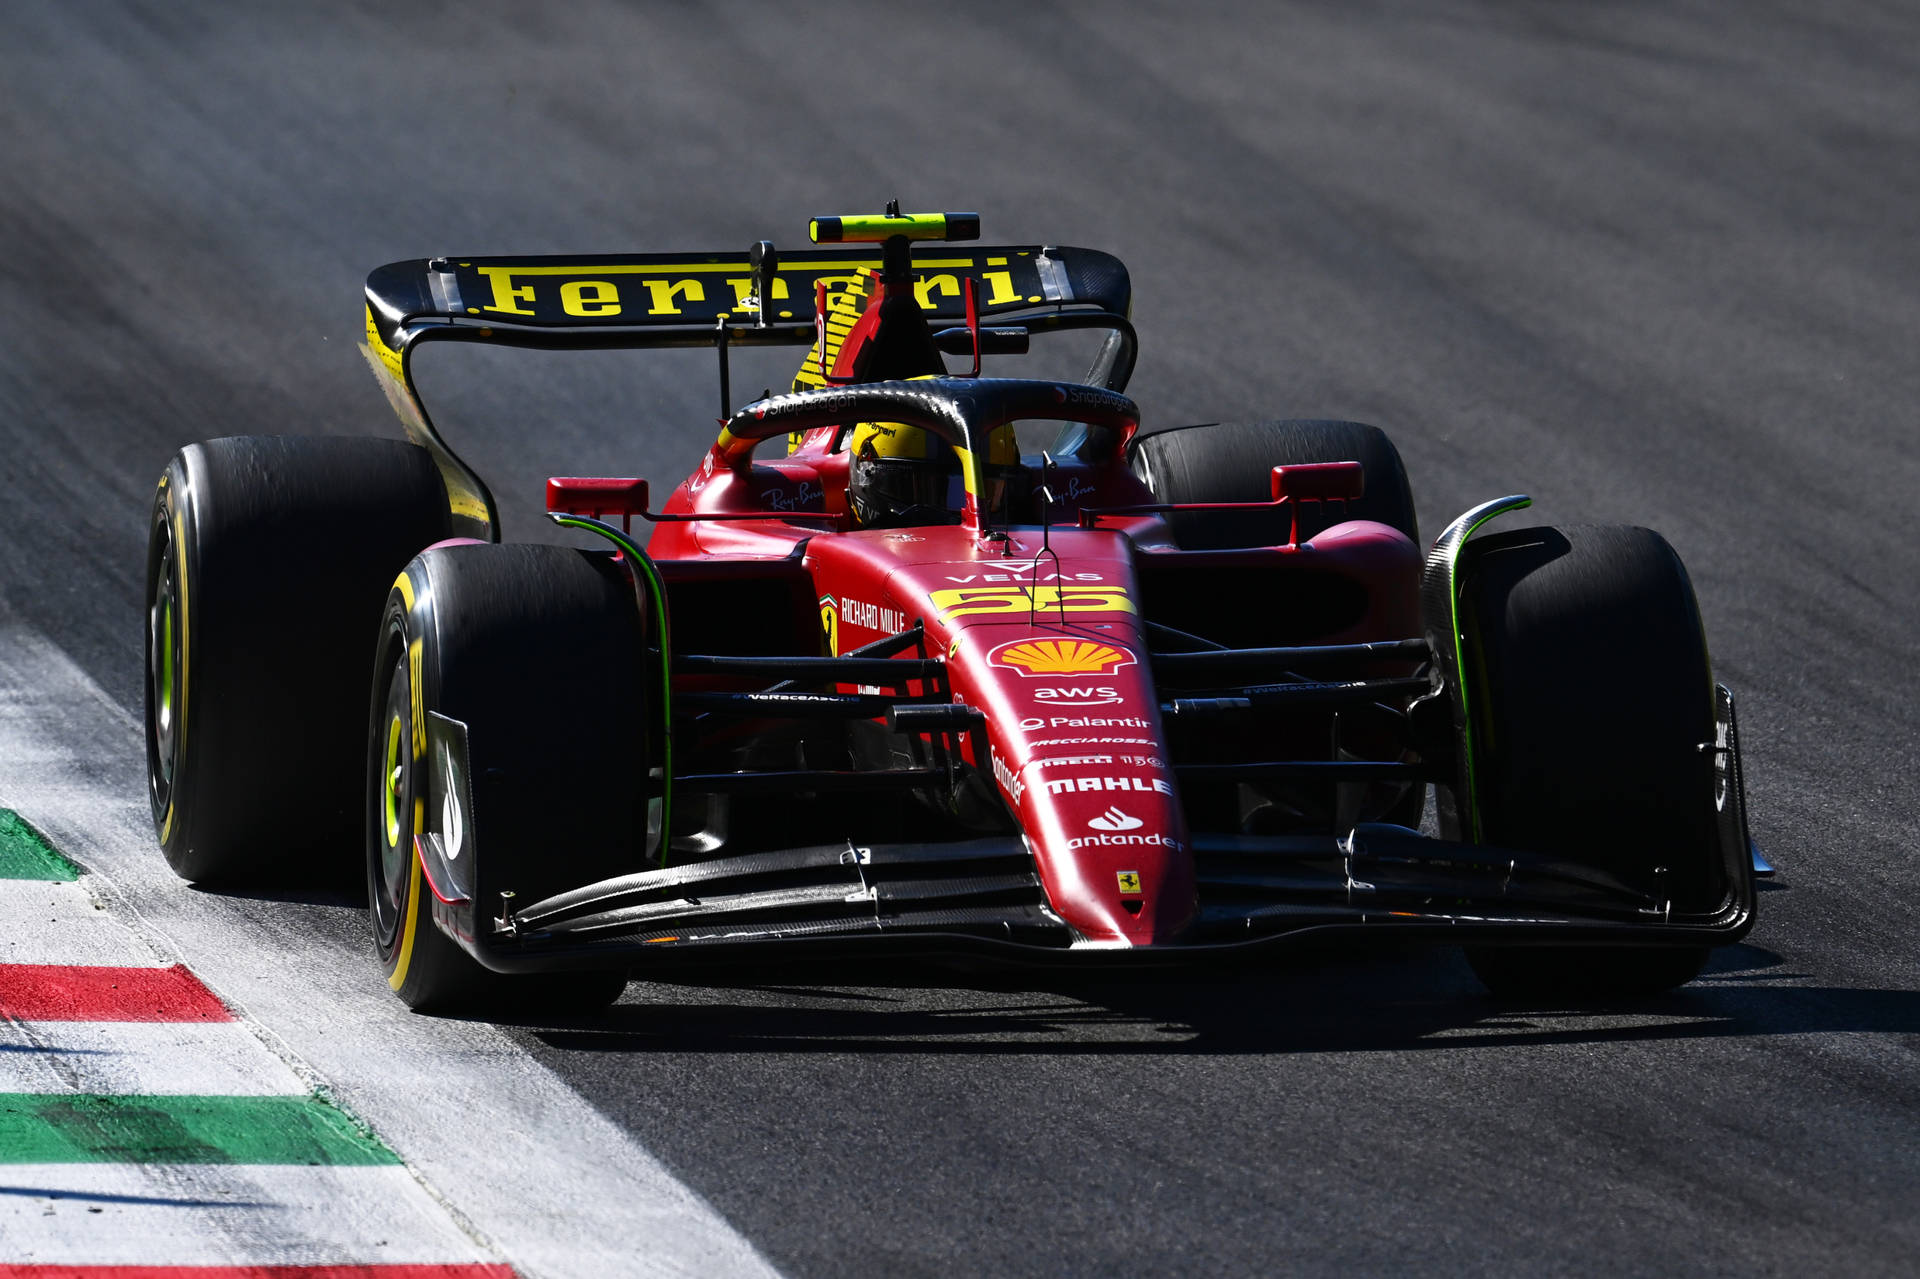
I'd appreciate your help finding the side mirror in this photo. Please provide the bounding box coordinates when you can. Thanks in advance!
[547,476,650,520]
[1271,461,1364,502]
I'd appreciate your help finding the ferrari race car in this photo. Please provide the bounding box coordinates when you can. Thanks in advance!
[144,209,1760,1013]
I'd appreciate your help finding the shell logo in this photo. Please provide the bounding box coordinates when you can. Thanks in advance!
[990,638,1136,677]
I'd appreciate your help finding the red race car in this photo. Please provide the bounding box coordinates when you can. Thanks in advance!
[145,209,1760,1013]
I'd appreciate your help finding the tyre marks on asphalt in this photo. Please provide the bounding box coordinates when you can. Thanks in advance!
[0,809,509,1274]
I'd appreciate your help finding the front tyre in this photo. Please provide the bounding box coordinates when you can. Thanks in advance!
[1455,524,1728,1000]
[369,543,649,1015]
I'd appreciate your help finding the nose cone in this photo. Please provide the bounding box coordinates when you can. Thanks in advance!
[1027,781,1198,945]
[956,628,1198,947]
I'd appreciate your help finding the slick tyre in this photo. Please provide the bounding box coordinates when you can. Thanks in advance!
[1127,419,1418,549]
[370,543,648,1015]
[146,436,452,885]
[1131,418,1424,828]
[1455,524,1720,1000]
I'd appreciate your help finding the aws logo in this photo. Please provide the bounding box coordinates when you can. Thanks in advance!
[1032,686,1122,707]
[990,638,1136,677]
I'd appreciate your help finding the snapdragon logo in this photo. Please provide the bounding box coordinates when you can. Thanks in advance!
[1088,806,1143,832]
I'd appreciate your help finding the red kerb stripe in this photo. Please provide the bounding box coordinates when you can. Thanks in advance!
[0,1259,518,1267]
[0,964,231,1022]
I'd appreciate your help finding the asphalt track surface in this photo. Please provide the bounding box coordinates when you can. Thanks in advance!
[3,2,1918,1275]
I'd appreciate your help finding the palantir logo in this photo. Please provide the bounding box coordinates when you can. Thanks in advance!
[1087,806,1143,832]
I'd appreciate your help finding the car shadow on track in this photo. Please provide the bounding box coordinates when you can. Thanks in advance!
[509,943,1920,1057]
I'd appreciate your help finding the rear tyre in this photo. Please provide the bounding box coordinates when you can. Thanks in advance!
[370,543,649,1015]
[1127,419,1418,549]
[146,436,452,884]
[1132,419,1424,828]
[1455,524,1721,1000]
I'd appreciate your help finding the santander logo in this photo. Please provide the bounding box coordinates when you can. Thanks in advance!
[1088,806,1143,832]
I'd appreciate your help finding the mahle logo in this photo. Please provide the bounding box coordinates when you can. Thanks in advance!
[990,638,1135,678]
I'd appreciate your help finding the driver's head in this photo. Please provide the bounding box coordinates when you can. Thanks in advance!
[847,420,1026,527]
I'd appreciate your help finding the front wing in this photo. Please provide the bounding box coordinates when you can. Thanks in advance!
[416,792,1755,976]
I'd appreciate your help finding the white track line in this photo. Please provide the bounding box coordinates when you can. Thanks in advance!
[0,619,780,1279]
[0,1163,493,1267]
[0,1019,308,1095]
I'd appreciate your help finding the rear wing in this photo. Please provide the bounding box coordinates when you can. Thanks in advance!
[362,245,1133,540]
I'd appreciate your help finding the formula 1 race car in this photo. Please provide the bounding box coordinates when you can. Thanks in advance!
[144,209,1760,1013]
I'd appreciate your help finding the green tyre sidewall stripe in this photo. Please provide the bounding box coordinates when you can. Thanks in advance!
[1420,494,1532,842]
[548,513,674,866]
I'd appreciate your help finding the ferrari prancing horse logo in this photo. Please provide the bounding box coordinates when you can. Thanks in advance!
[818,595,839,654]
[1116,870,1142,895]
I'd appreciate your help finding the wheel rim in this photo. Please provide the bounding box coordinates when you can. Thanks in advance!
[370,649,412,951]
[383,714,405,849]
[146,518,182,819]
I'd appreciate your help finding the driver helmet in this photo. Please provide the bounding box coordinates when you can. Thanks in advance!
[847,419,1025,527]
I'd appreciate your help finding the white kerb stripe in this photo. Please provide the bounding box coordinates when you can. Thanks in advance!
[0,1020,308,1095]
[0,1163,495,1267]
[0,1152,495,1267]
[0,879,169,968]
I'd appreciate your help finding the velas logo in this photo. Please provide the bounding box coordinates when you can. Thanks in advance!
[1088,806,1143,832]
[990,638,1136,678]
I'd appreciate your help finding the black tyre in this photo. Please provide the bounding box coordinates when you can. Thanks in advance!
[1127,419,1418,549]
[146,436,452,884]
[370,542,648,1015]
[1455,524,1720,999]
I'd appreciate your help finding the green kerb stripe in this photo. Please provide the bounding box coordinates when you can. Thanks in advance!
[0,1093,400,1165]
[0,808,78,881]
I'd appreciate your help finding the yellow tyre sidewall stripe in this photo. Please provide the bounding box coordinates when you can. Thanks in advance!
[156,499,192,845]
[386,567,430,992]
[388,851,425,991]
